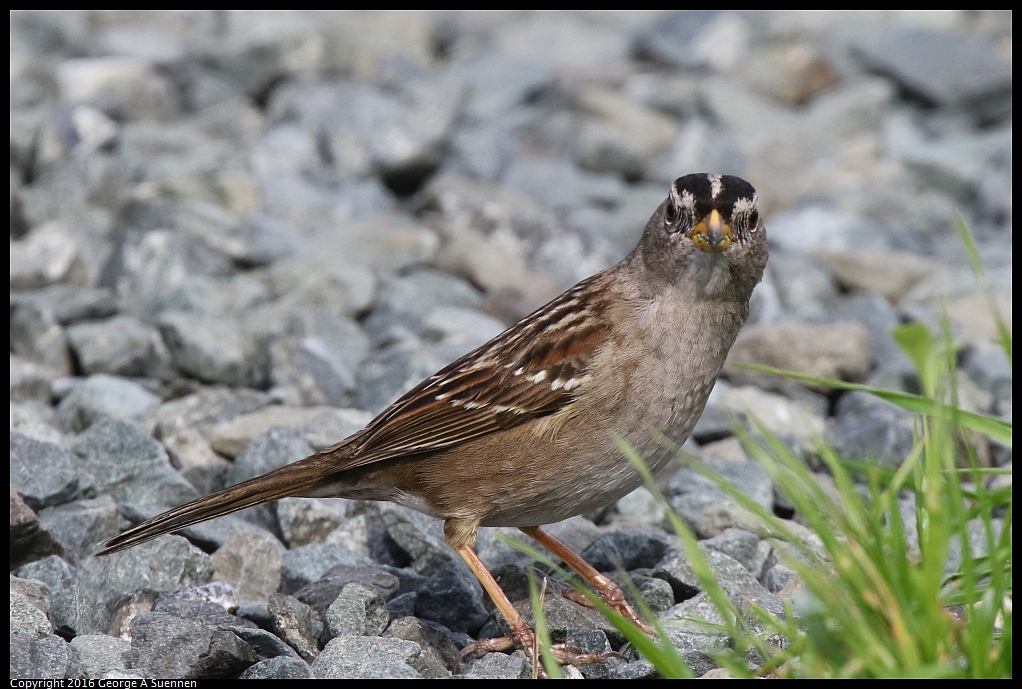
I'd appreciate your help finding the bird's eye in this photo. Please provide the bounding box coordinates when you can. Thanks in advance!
[748,209,760,227]
[665,201,678,225]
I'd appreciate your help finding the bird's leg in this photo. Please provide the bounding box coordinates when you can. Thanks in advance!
[446,520,619,675]
[521,526,656,635]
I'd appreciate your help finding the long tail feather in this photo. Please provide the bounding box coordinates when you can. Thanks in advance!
[99,454,336,555]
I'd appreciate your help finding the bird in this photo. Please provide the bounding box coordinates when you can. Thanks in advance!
[101,173,767,670]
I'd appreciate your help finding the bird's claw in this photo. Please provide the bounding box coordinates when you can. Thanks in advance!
[453,624,624,677]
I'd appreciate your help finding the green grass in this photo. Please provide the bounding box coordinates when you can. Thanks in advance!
[510,220,1012,678]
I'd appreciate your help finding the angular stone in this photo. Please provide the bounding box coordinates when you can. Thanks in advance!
[67,634,131,679]
[294,565,400,614]
[49,536,213,636]
[414,560,489,634]
[268,593,322,662]
[730,321,871,385]
[325,582,389,638]
[128,612,258,679]
[281,543,367,596]
[56,375,162,433]
[210,531,286,608]
[10,631,70,679]
[66,316,175,380]
[70,415,198,510]
[57,56,180,121]
[238,656,313,679]
[10,586,53,637]
[312,636,425,679]
[383,616,459,678]
[853,25,1012,116]
[159,311,262,387]
[37,496,120,564]
[10,432,82,510]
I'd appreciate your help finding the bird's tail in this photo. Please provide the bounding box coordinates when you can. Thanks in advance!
[99,453,338,555]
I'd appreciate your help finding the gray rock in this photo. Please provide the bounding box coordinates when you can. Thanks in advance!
[312,636,426,679]
[481,564,621,645]
[635,10,740,70]
[10,285,118,326]
[276,496,352,548]
[9,356,57,405]
[761,550,799,595]
[853,25,1012,118]
[14,555,75,600]
[67,634,131,679]
[609,657,659,679]
[233,407,372,459]
[10,432,82,510]
[667,457,774,534]
[267,593,323,662]
[70,415,198,510]
[654,548,783,617]
[705,384,825,445]
[10,489,64,569]
[247,284,372,374]
[226,426,313,486]
[238,656,313,679]
[9,631,70,679]
[275,79,463,185]
[210,531,286,608]
[609,486,665,529]
[66,316,175,380]
[294,565,400,614]
[365,267,483,336]
[627,572,677,615]
[355,332,449,414]
[420,306,506,359]
[10,586,53,637]
[325,582,389,638]
[56,375,162,433]
[827,396,916,467]
[383,616,460,678]
[37,496,120,564]
[663,622,730,677]
[161,427,232,495]
[378,503,454,575]
[730,321,872,386]
[581,531,672,573]
[264,253,377,319]
[158,311,263,387]
[281,543,368,596]
[10,220,95,291]
[458,649,532,679]
[227,626,300,662]
[415,560,490,634]
[387,592,417,620]
[149,387,273,440]
[57,56,180,121]
[501,155,624,212]
[128,612,258,679]
[814,248,935,304]
[702,528,771,579]
[49,535,213,636]
[447,54,554,120]
[269,336,357,407]
[9,300,73,374]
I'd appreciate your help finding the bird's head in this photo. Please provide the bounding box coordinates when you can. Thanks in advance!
[634,173,767,299]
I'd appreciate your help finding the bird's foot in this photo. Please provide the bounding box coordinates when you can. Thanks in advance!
[453,623,623,677]
[562,585,656,636]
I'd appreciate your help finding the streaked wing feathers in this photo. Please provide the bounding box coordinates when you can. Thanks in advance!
[321,275,612,468]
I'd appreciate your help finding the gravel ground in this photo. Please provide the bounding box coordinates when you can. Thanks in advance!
[10,10,1011,679]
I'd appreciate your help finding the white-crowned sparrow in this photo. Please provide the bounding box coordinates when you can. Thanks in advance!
[103,172,767,669]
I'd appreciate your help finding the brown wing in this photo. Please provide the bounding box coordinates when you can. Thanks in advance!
[320,273,614,467]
